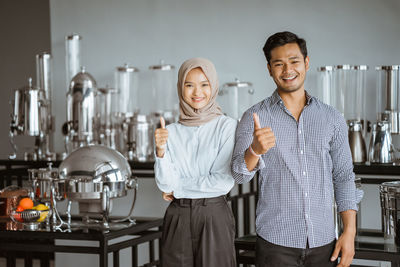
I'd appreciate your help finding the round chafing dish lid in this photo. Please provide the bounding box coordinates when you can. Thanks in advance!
[58,145,131,183]
[380,181,400,193]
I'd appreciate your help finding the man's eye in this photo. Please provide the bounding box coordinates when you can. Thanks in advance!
[292,61,300,64]
[202,83,209,87]
[274,64,283,67]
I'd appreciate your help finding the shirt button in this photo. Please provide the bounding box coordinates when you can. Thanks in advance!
[300,150,304,154]
[305,192,308,197]
[303,171,306,176]
[305,214,309,219]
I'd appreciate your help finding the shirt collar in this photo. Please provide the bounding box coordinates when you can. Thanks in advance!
[269,89,315,107]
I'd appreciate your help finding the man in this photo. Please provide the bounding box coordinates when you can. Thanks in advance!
[231,31,358,267]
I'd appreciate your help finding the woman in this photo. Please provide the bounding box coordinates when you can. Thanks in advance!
[154,57,237,267]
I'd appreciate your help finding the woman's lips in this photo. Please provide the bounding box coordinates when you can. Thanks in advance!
[192,97,205,102]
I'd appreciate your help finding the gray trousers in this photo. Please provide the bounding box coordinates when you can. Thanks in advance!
[256,236,337,267]
[161,196,236,267]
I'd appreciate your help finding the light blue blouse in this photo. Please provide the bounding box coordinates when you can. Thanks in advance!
[154,115,237,199]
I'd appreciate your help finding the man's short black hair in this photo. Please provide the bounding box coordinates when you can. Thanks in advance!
[263,31,308,64]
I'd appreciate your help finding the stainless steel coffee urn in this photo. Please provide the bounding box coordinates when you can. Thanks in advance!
[58,145,137,227]
[64,67,99,153]
[218,79,254,120]
[9,51,55,160]
[9,76,52,160]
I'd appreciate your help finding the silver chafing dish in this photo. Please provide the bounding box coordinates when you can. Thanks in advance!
[58,145,137,227]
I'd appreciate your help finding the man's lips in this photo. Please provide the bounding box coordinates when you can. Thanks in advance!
[282,75,297,81]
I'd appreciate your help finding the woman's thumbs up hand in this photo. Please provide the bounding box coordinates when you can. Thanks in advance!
[155,117,169,158]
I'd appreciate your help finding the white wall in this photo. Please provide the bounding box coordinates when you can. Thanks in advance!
[47,0,400,155]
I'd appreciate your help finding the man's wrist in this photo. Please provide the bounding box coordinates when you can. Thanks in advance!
[249,144,261,157]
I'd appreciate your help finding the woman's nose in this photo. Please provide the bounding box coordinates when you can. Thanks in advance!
[193,85,201,95]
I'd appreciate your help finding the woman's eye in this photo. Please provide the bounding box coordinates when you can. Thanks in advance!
[185,84,193,88]
[202,83,210,87]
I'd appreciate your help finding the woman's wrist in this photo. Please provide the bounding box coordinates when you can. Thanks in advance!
[156,148,165,158]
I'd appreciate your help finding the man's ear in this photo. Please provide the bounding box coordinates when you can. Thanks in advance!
[305,56,310,71]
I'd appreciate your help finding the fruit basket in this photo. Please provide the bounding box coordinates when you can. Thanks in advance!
[10,207,50,224]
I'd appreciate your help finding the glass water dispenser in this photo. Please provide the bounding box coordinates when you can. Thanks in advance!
[316,66,334,105]
[149,62,177,124]
[65,34,82,90]
[219,79,254,120]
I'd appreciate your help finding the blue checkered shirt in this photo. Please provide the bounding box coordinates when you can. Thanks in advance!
[231,90,358,249]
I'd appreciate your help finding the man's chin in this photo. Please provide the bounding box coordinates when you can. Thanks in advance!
[278,87,302,93]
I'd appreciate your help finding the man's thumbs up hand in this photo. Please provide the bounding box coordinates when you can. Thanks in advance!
[250,113,276,156]
[155,117,169,158]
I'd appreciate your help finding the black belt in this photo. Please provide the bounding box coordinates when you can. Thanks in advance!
[172,195,226,207]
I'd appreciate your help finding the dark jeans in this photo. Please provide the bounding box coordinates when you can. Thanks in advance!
[256,236,337,267]
[161,196,236,267]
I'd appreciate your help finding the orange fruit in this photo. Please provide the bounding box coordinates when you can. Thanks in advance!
[16,205,24,212]
[19,198,34,210]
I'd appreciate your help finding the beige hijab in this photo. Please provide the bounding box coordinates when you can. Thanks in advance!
[177,57,223,126]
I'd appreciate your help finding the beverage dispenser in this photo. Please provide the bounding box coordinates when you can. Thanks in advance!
[376,66,400,134]
[65,34,82,89]
[369,65,400,164]
[332,65,368,163]
[149,62,177,124]
[114,64,140,154]
[98,87,118,149]
[219,79,254,120]
[316,66,334,105]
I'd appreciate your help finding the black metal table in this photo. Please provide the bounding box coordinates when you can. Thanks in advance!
[235,230,400,267]
[0,217,163,267]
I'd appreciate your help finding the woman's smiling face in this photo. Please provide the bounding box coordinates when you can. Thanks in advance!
[182,67,211,110]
